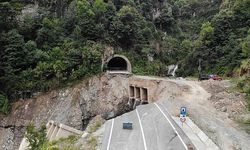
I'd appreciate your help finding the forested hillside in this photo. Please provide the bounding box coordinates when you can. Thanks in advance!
[0,0,249,114]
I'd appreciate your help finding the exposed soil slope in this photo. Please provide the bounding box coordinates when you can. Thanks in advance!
[0,74,130,150]
[1,75,250,150]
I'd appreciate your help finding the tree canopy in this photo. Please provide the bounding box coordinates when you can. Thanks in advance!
[0,0,249,113]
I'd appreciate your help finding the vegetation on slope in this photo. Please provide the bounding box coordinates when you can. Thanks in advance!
[25,123,80,150]
[0,0,249,113]
[236,77,250,109]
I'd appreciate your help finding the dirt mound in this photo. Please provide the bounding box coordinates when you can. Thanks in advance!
[199,80,248,117]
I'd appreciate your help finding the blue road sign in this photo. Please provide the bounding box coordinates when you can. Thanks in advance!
[180,107,187,116]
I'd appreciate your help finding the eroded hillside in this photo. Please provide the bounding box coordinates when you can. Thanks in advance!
[0,74,130,150]
[1,74,250,150]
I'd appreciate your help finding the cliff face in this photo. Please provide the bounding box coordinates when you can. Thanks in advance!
[0,74,130,150]
[14,0,72,19]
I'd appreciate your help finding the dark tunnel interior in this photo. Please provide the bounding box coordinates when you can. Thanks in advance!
[107,57,128,71]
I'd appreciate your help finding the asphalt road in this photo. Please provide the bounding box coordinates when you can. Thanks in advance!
[101,102,193,150]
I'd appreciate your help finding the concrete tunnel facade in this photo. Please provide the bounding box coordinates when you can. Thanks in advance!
[106,55,132,73]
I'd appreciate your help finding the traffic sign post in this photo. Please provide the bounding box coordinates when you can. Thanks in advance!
[180,116,186,122]
[180,107,187,116]
[180,107,187,126]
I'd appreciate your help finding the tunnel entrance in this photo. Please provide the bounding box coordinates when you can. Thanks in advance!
[107,57,127,71]
[106,55,132,73]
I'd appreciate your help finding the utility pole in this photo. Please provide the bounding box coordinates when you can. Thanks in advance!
[198,59,202,81]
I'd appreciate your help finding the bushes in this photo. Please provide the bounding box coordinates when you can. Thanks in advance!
[19,41,103,94]
[236,77,250,110]
[0,93,10,115]
[25,123,80,150]
[25,123,48,150]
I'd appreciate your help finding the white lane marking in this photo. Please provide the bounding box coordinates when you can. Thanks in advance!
[154,103,188,150]
[107,119,114,150]
[136,109,148,150]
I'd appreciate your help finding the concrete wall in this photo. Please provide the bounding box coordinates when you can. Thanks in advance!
[129,76,188,105]
[18,121,83,150]
[129,77,159,103]
[46,120,83,141]
[128,85,149,109]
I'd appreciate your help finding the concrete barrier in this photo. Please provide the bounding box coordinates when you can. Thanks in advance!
[46,120,83,141]
[18,121,83,150]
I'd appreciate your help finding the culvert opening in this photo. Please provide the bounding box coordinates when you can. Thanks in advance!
[107,57,128,71]
[135,87,140,99]
[141,88,148,101]
[129,86,135,97]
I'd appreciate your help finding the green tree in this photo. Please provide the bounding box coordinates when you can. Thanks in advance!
[199,22,214,45]
[82,42,103,73]
[2,30,27,72]
[76,0,100,40]
[0,2,18,33]
[241,29,250,58]
[25,123,48,150]
[93,0,107,15]
[0,30,31,99]
[140,0,153,20]
[19,15,42,41]
[36,18,65,50]
[154,7,177,34]
[0,93,10,115]
[233,0,250,28]
[111,5,150,49]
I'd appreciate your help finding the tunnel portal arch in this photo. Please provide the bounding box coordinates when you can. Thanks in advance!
[106,55,132,73]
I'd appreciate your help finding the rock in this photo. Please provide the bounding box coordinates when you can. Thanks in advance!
[221,107,227,112]
[1,74,130,149]
[19,4,39,21]
[24,104,29,110]
[32,92,41,97]
[52,95,58,99]
[101,111,115,120]
[147,54,154,62]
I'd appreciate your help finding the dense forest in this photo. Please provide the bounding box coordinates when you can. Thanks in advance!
[0,0,249,114]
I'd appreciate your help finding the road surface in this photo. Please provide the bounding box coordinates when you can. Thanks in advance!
[101,102,193,150]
